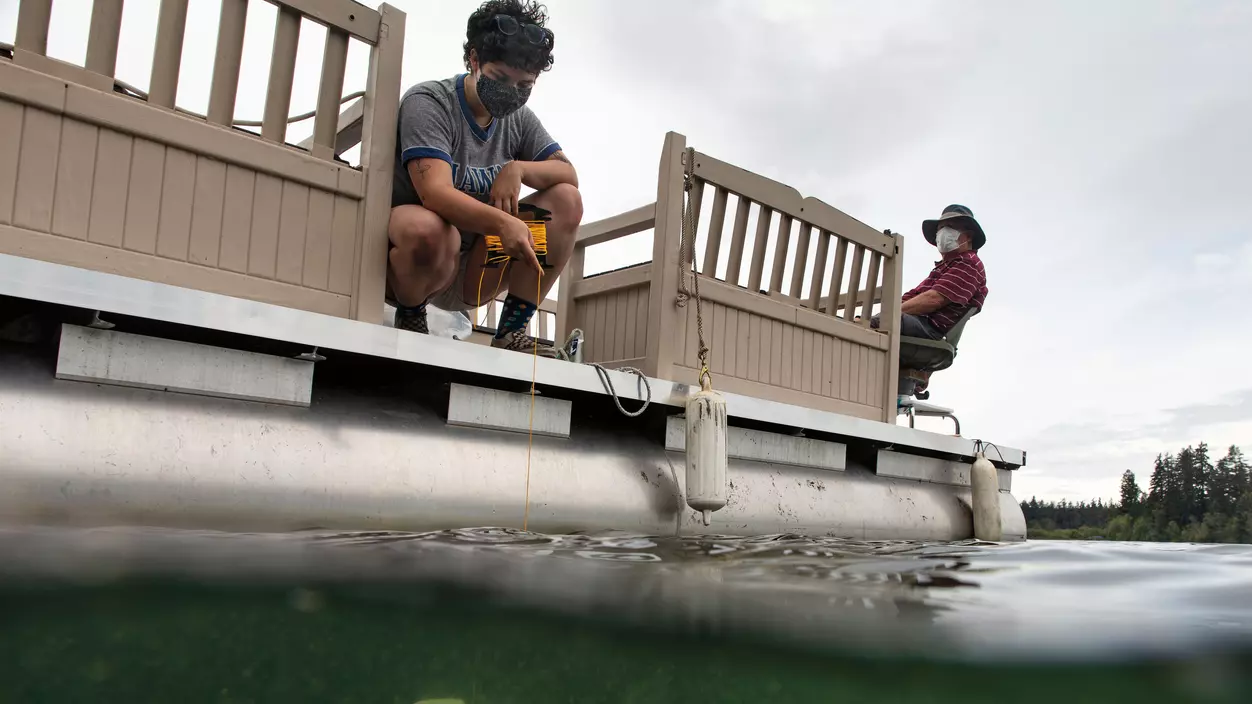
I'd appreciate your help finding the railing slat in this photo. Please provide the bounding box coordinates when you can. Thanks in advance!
[768,213,793,293]
[312,29,349,160]
[861,252,882,327]
[15,0,53,55]
[789,222,813,299]
[841,245,866,322]
[208,0,249,126]
[684,177,703,268]
[555,246,584,341]
[806,229,830,309]
[701,187,728,276]
[724,195,751,286]
[692,151,893,257]
[85,0,125,78]
[825,238,848,315]
[263,7,302,143]
[149,0,190,109]
[746,206,773,292]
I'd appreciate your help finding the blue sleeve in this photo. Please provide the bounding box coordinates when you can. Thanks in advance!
[398,91,455,167]
[515,106,561,162]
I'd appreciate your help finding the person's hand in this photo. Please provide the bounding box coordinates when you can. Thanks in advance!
[490,161,525,216]
[499,215,542,274]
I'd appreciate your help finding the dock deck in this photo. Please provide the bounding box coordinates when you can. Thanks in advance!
[0,253,1026,540]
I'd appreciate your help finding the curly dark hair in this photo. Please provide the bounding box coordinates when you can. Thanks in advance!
[463,0,555,75]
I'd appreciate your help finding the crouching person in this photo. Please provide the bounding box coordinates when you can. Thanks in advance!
[387,0,582,357]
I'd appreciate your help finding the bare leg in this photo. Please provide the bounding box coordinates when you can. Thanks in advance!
[458,235,510,308]
[387,205,461,307]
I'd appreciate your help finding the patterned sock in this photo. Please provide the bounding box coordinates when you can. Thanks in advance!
[494,294,537,339]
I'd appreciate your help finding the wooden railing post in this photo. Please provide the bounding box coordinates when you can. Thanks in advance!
[880,233,904,422]
[824,239,848,314]
[262,6,301,142]
[724,196,750,286]
[85,0,125,79]
[554,244,583,342]
[768,213,793,294]
[14,0,115,91]
[643,131,688,380]
[860,252,882,326]
[841,245,865,322]
[15,0,53,56]
[351,3,406,322]
[149,0,190,109]
[806,230,830,309]
[746,206,772,292]
[684,177,703,268]
[537,309,550,340]
[701,187,728,276]
[208,0,248,126]
[311,29,350,160]
[789,223,812,299]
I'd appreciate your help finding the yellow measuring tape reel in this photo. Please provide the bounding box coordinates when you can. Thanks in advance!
[481,204,554,269]
[474,204,553,327]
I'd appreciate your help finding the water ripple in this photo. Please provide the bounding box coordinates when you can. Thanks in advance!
[2,526,1250,662]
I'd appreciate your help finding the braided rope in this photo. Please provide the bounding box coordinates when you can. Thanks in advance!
[589,364,652,418]
[674,146,711,388]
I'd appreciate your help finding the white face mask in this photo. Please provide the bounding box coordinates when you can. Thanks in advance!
[936,226,962,253]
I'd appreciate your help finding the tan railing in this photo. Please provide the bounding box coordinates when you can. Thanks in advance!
[2,5,903,422]
[0,0,405,321]
[557,132,904,423]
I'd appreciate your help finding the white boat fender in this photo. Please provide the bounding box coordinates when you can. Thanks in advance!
[971,442,1002,541]
[685,374,728,526]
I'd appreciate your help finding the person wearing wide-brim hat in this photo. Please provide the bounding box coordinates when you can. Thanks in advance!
[921,203,986,252]
[871,204,989,397]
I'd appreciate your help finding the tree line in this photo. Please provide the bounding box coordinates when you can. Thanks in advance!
[1022,444,1251,543]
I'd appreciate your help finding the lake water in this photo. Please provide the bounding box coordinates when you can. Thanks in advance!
[2,526,1251,703]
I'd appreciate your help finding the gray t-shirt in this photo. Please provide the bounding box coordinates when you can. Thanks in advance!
[391,74,561,217]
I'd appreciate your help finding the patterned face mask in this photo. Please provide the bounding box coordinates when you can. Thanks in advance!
[476,73,532,118]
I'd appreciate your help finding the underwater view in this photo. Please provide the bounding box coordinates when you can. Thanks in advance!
[3,526,1250,703]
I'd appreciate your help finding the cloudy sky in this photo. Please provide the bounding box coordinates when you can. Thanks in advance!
[4,0,1250,502]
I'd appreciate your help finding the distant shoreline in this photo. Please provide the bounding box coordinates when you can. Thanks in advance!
[1024,443,1249,544]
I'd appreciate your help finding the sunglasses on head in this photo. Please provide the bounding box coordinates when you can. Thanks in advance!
[492,14,554,47]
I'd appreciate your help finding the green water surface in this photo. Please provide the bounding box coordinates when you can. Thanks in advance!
[3,580,1248,704]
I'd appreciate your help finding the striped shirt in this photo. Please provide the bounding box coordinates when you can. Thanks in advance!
[902,250,987,333]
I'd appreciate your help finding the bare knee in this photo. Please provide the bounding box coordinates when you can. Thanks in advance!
[545,183,584,225]
[389,206,459,272]
[538,183,583,254]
